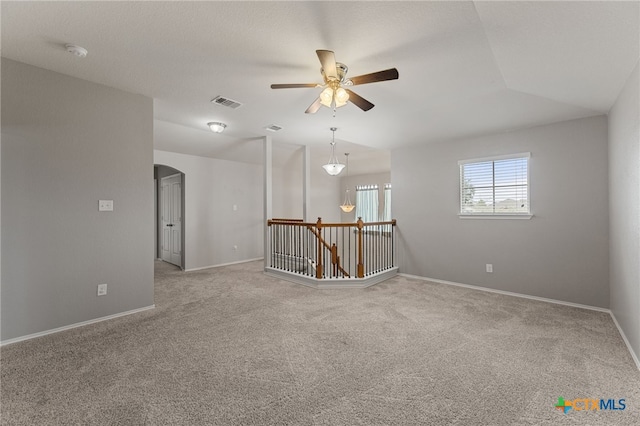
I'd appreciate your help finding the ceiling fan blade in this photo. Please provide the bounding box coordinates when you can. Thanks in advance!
[305,97,322,114]
[316,50,338,80]
[345,89,374,111]
[349,68,399,86]
[270,83,319,89]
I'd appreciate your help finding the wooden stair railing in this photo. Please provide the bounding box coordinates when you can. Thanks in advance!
[307,221,350,278]
[267,217,396,280]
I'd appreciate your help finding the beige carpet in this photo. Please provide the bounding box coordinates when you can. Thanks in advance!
[1,260,639,425]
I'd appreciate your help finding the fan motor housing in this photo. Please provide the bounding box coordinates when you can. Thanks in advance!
[321,62,349,83]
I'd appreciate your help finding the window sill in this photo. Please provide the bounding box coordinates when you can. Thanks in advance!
[458,214,533,220]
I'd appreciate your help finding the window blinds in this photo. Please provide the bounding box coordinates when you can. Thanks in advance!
[383,184,391,222]
[459,153,530,215]
[356,185,379,222]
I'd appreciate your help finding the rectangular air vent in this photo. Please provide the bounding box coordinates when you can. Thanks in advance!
[265,124,283,132]
[211,95,243,109]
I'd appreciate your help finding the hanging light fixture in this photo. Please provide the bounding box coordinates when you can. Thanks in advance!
[340,153,355,213]
[322,127,345,176]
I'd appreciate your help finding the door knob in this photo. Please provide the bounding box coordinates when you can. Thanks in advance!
[167,224,174,227]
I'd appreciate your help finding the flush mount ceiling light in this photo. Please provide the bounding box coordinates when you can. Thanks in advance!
[340,153,355,213]
[322,127,345,176]
[65,44,88,58]
[207,122,227,133]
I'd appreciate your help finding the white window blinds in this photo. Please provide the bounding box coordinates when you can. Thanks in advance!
[356,185,379,222]
[459,153,530,215]
[383,184,392,222]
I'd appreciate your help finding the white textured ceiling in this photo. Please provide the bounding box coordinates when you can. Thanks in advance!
[2,1,638,172]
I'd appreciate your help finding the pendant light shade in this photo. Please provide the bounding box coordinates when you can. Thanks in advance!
[340,189,355,213]
[323,127,345,176]
[340,153,355,213]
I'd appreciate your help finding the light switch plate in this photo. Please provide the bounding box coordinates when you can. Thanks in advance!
[99,200,113,211]
[97,283,107,296]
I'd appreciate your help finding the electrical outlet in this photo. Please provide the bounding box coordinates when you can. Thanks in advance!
[233,245,238,251]
[99,200,113,211]
[97,283,108,296]
[486,264,493,273]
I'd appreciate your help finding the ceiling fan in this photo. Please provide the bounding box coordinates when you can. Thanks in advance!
[270,49,399,114]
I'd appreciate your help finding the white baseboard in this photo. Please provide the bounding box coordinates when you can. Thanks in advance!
[401,273,640,371]
[0,305,156,347]
[400,273,609,312]
[609,312,640,371]
[265,267,398,289]
[185,257,264,272]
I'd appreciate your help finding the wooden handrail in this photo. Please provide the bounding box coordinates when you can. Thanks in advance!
[268,218,396,227]
[308,224,350,278]
[268,216,394,280]
[270,218,304,223]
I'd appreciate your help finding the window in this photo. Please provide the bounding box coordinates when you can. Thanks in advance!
[355,185,379,222]
[459,153,530,217]
[382,183,392,222]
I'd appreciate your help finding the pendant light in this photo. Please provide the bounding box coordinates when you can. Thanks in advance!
[322,127,345,176]
[340,153,355,213]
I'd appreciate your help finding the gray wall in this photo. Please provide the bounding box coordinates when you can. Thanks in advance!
[272,148,303,220]
[154,150,263,271]
[309,150,342,224]
[272,145,342,223]
[339,172,391,223]
[392,115,609,308]
[1,59,154,341]
[609,60,640,363]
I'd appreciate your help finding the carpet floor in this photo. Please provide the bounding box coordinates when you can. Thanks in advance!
[1,260,639,425]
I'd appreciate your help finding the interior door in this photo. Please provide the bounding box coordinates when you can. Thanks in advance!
[161,174,182,267]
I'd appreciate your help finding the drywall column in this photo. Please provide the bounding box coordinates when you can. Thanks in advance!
[609,60,640,369]
[302,145,311,222]
[264,135,273,270]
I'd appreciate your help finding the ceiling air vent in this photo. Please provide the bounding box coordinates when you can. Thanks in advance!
[265,124,283,132]
[211,95,243,109]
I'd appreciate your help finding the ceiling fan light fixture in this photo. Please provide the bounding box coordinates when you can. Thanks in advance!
[323,127,345,176]
[334,87,349,108]
[270,49,398,114]
[207,122,227,133]
[319,87,333,107]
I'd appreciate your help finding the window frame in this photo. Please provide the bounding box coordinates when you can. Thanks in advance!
[458,152,532,220]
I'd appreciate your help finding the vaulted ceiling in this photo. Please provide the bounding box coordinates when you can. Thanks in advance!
[2,1,638,174]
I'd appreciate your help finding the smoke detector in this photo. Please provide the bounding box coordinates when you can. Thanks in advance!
[65,44,88,58]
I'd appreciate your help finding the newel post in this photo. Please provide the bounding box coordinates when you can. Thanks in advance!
[316,217,323,279]
[356,217,364,278]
